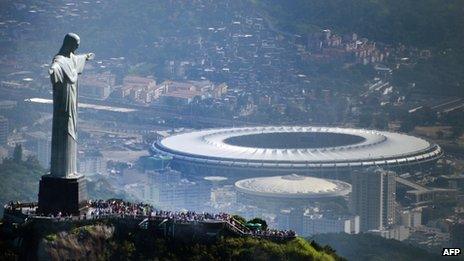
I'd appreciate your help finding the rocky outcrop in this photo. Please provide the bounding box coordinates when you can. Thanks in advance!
[37,225,114,260]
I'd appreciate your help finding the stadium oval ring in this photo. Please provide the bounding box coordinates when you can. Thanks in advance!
[151,126,443,172]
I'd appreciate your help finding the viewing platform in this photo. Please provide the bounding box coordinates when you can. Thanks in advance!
[2,200,296,242]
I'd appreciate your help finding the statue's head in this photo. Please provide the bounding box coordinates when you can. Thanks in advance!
[58,33,80,55]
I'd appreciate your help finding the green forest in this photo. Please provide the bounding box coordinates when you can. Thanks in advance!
[311,233,443,260]
[0,149,125,216]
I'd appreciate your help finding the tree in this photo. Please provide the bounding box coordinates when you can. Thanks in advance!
[373,114,389,130]
[248,217,268,230]
[435,130,444,139]
[0,156,43,215]
[451,125,464,139]
[358,112,373,128]
[399,120,415,133]
[231,214,246,225]
[13,144,22,163]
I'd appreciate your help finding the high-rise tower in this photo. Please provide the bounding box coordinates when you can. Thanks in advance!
[351,168,396,231]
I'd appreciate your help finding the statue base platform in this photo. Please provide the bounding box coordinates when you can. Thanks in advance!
[38,174,88,215]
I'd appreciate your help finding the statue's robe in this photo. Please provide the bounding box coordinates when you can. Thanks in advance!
[49,53,87,177]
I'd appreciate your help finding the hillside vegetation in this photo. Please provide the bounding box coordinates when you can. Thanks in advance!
[1,221,342,260]
[0,155,126,215]
[0,157,43,215]
[311,233,443,261]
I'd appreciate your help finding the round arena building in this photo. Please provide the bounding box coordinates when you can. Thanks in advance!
[235,174,351,211]
[151,126,442,180]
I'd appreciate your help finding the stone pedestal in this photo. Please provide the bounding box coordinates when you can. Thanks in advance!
[38,174,88,215]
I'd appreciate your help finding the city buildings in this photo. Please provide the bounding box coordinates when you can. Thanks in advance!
[78,150,106,175]
[303,214,360,236]
[159,80,228,105]
[307,29,389,64]
[80,72,116,100]
[115,78,228,105]
[0,116,8,146]
[0,100,17,110]
[450,222,464,247]
[26,131,51,169]
[143,169,212,211]
[36,133,51,169]
[350,168,397,231]
[139,155,173,171]
[118,76,159,104]
[396,176,458,206]
[399,208,422,228]
[277,208,304,234]
[368,225,410,241]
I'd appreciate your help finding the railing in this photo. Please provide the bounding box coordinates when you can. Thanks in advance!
[224,220,248,236]
[5,204,296,240]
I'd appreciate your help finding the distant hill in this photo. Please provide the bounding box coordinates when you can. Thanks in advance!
[5,0,462,95]
[255,0,464,96]
[254,0,464,48]
[310,233,444,261]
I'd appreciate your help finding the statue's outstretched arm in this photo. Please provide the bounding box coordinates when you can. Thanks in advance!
[73,53,95,74]
[86,53,95,60]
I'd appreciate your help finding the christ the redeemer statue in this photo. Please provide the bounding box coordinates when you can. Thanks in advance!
[38,33,93,215]
[48,33,94,177]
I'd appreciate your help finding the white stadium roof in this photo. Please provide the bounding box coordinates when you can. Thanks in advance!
[152,126,442,169]
[235,174,351,199]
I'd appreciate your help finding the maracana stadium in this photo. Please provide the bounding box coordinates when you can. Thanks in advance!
[151,126,442,180]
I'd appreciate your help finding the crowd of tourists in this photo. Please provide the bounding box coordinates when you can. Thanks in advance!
[251,228,296,239]
[5,200,296,240]
[88,200,232,223]
[87,200,295,239]
[89,199,154,218]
